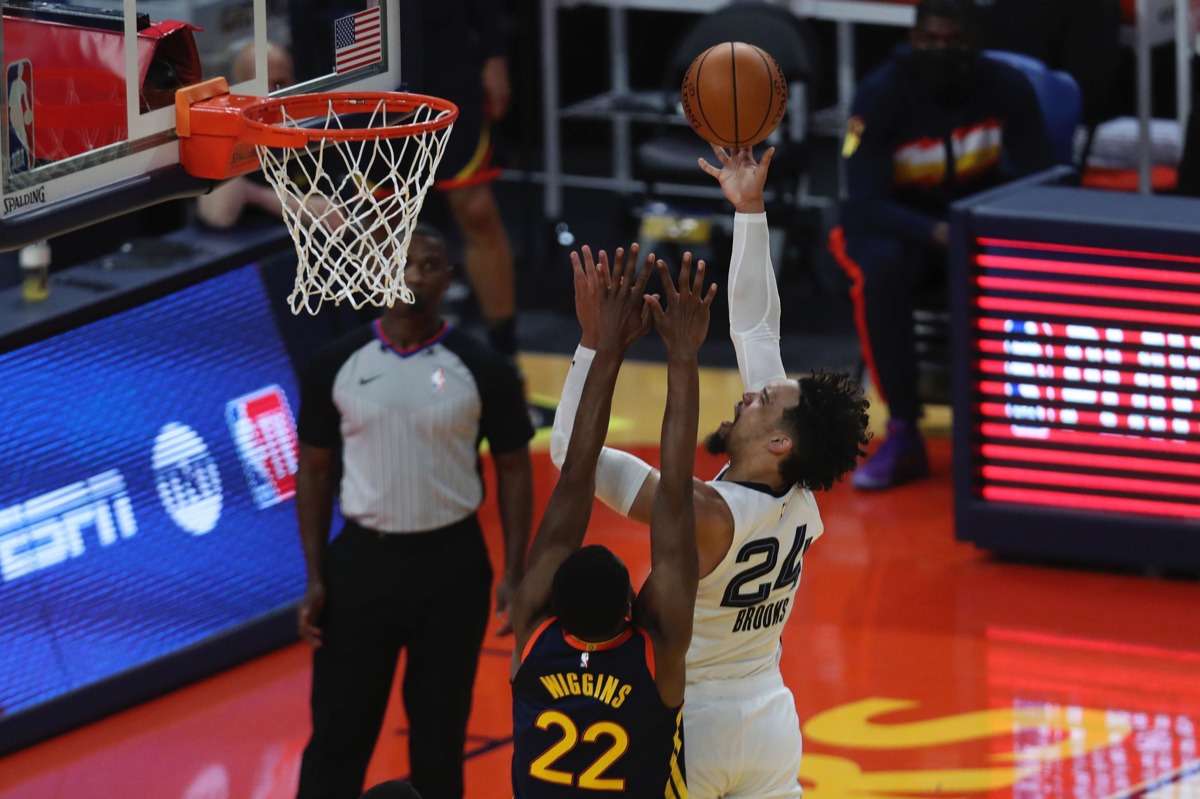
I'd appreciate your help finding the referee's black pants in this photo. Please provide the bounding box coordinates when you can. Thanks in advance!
[296,515,493,799]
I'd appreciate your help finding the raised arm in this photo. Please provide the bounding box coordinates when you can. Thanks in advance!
[509,248,654,658]
[549,246,657,515]
[634,255,715,707]
[698,146,786,391]
[553,248,737,575]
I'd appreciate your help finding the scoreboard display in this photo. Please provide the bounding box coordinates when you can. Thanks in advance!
[952,180,1200,571]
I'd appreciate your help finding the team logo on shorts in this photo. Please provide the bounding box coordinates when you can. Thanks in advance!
[226,385,299,509]
[431,368,447,394]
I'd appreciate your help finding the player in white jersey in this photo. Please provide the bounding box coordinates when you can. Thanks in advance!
[551,146,871,798]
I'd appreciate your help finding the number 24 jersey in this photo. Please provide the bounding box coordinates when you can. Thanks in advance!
[686,475,824,683]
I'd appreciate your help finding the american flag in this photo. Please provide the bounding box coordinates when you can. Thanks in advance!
[333,7,382,74]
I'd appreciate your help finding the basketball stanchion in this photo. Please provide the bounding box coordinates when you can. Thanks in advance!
[176,78,458,314]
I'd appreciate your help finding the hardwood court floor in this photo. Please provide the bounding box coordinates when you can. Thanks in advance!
[3,355,1200,799]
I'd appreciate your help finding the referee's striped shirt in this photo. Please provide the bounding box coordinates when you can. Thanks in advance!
[297,320,533,533]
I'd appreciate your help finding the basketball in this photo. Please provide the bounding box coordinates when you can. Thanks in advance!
[681,42,787,148]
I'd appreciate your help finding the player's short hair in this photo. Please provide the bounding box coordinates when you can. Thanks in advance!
[777,370,871,491]
[552,545,632,641]
[915,0,976,32]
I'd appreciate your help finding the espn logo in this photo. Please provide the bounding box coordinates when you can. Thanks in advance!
[226,386,299,509]
[0,470,136,583]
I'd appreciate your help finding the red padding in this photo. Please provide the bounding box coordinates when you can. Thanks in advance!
[3,15,200,162]
[1081,166,1179,193]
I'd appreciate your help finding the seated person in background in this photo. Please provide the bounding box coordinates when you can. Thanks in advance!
[836,0,1054,490]
[195,41,295,229]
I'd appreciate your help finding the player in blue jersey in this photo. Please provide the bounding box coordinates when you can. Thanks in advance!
[509,245,714,799]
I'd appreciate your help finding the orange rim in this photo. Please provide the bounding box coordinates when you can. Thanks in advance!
[238,91,459,149]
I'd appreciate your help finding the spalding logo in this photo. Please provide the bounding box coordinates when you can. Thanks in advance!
[153,423,224,536]
[681,73,703,137]
[768,55,788,127]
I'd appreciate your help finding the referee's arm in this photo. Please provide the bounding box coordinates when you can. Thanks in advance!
[296,443,336,647]
[295,343,350,647]
[295,347,345,649]
[492,445,532,636]
[481,357,536,637]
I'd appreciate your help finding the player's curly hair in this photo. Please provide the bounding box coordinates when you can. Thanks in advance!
[777,370,871,492]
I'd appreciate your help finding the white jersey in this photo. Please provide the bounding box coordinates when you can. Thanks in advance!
[550,210,808,798]
[549,212,811,684]
[685,472,823,683]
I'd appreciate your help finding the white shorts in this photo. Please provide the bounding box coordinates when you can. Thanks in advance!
[683,671,803,799]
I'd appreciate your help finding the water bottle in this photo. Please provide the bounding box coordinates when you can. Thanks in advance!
[20,241,50,303]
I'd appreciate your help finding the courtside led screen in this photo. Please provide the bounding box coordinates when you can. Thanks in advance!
[967,237,1200,520]
[0,265,304,720]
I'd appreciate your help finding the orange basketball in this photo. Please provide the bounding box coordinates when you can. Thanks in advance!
[682,42,787,149]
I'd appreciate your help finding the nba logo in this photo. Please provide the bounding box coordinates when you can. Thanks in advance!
[226,385,299,509]
[431,368,447,394]
[6,60,34,175]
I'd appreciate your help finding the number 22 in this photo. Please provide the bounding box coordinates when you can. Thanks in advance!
[530,710,629,790]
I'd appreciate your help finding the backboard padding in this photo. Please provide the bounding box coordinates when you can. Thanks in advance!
[0,0,407,250]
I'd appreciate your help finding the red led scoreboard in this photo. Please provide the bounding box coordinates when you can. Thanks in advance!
[951,175,1200,571]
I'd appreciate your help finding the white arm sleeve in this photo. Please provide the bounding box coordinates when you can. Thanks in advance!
[550,345,655,516]
[728,212,786,392]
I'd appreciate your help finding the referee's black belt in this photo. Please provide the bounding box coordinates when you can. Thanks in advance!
[340,514,482,553]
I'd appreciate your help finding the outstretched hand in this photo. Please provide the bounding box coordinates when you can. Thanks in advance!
[698,145,774,214]
[570,244,655,355]
[646,252,717,358]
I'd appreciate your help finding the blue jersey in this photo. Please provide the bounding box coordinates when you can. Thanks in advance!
[512,618,686,799]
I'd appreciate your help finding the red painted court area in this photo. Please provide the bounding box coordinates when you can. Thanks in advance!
[3,440,1200,799]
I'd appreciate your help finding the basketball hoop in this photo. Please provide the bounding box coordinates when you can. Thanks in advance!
[178,79,458,314]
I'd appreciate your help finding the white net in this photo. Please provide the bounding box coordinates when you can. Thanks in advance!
[255,97,454,315]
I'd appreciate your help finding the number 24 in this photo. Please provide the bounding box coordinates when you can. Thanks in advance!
[721,525,813,608]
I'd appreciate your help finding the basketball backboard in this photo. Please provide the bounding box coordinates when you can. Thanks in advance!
[0,0,411,250]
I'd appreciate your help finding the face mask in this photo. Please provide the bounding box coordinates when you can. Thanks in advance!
[912,48,976,105]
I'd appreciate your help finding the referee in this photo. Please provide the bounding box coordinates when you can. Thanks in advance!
[293,223,534,799]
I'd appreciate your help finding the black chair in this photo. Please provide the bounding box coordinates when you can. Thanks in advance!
[635,1,819,212]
